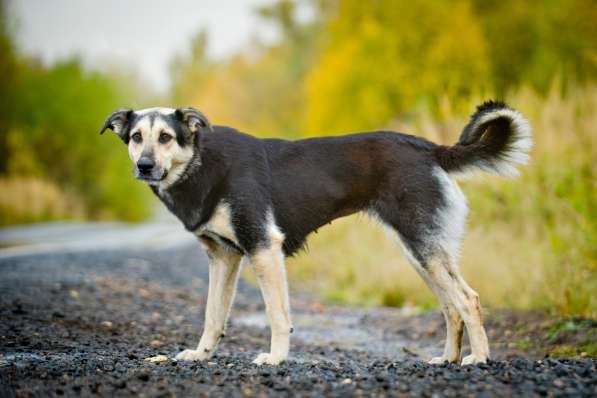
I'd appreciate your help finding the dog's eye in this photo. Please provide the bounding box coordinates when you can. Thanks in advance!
[131,132,142,143]
[159,133,172,144]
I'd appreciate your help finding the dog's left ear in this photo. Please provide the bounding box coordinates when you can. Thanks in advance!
[175,107,212,134]
[99,108,134,142]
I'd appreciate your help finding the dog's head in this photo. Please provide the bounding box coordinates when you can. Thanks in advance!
[99,107,211,188]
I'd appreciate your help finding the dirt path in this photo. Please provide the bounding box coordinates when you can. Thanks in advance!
[1,223,596,397]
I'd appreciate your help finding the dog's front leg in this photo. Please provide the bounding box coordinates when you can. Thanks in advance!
[250,245,292,365]
[176,245,242,361]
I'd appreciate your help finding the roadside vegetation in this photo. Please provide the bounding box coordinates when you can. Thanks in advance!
[0,3,153,224]
[1,0,595,318]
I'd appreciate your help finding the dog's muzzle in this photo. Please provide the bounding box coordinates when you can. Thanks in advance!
[135,157,167,183]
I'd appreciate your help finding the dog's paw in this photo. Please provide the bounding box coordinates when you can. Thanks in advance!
[429,356,456,365]
[252,353,285,366]
[461,354,487,366]
[175,349,209,362]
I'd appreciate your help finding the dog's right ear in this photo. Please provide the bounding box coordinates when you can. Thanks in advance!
[99,109,134,142]
[175,107,212,134]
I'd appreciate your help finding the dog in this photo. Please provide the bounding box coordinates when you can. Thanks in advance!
[99,101,532,366]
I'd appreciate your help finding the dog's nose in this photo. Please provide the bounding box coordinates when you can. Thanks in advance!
[137,157,155,174]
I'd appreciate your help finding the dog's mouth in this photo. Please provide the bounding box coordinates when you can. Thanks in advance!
[136,170,168,185]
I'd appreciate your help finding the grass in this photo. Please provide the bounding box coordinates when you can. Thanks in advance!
[513,317,597,358]
[0,176,85,226]
[284,83,597,318]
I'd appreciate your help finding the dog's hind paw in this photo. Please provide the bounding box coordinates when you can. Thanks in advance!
[252,353,285,366]
[461,354,488,366]
[175,349,209,362]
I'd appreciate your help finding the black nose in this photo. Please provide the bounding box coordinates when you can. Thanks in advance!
[137,157,155,174]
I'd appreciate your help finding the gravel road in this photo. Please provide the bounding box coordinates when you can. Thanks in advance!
[1,222,596,397]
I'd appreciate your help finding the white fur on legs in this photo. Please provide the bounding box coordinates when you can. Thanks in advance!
[424,167,489,365]
[176,244,242,361]
[429,304,464,364]
[424,259,489,365]
[411,267,464,365]
[250,237,292,365]
[453,274,489,365]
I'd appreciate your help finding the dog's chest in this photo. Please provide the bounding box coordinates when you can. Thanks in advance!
[193,202,240,248]
[156,188,238,246]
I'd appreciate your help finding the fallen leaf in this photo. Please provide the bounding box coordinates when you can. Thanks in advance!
[144,355,168,363]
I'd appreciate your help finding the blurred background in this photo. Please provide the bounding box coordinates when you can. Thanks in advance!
[0,0,595,317]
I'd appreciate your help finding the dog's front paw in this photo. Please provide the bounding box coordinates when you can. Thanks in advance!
[252,353,285,366]
[429,356,457,365]
[461,354,488,366]
[175,349,209,362]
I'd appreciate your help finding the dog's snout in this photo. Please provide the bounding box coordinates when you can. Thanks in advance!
[137,157,155,174]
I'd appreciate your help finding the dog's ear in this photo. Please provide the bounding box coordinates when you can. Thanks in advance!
[175,107,212,134]
[99,108,134,142]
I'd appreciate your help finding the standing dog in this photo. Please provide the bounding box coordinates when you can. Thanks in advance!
[100,101,531,365]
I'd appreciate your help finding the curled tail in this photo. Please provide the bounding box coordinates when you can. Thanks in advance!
[434,101,533,177]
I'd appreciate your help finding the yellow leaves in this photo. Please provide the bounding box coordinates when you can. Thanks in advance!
[170,0,596,141]
[305,0,490,135]
[425,1,489,95]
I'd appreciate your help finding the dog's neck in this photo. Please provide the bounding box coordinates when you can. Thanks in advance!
[151,139,227,232]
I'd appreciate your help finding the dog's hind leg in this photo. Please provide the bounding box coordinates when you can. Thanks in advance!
[392,244,465,364]
[428,167,490,365]
[425,256,489,365]
[373,167,489,365]
[436,302,464,364]
[391,235,487,365]
[423,275,464,364]
[176,239,242,361]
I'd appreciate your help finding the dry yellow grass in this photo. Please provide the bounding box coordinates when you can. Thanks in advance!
[0,177,85,225]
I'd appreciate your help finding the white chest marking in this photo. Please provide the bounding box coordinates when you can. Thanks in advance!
[194,202,238,246]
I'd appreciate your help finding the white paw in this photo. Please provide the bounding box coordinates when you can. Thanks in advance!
[428,355,460,365]
[175,349,209,362]
[252,353,285,366]
[428,356,445,365]
[461,354,487,366]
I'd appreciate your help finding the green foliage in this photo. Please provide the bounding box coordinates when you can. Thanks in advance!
[472,0,597,94]
[0,4,151,222]
[305,0,597,133]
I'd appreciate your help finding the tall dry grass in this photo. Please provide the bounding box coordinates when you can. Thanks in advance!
[284,84,597,317]
[0,177,85,226]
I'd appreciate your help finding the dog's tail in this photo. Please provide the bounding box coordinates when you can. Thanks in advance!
[434,101,532,177]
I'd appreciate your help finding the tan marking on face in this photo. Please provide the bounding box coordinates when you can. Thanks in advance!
[127,114,194,189]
